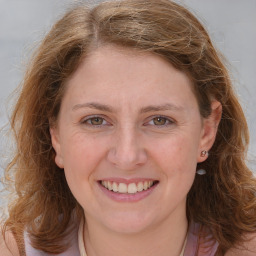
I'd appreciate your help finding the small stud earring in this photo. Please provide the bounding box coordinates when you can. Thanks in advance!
[196,169,206,175]
[200,150,208,157]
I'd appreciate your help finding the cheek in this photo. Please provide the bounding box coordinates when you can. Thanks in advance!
[61,133,107,182]
[60,134,110,208]
[151,134,199,172]
[149,134,199,195]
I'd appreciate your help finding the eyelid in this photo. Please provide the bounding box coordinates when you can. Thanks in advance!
[80,114,175,127]
[81,115,111,126]
[144,115,175,126]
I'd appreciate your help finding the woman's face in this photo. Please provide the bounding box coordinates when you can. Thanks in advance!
[51,45,218,234]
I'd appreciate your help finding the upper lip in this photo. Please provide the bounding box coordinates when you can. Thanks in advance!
[98,177,158,184]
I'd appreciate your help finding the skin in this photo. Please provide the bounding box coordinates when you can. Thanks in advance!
[0,231,19,256]
[50,45,222,256]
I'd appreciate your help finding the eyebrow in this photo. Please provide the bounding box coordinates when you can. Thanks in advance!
[139,104,184,113]
[72,102,184,113]
[72,102,114,112]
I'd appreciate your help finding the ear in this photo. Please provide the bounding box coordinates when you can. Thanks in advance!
[197,100,222,163]
[50,126,64,168]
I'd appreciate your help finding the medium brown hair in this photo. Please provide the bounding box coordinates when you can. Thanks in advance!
[2,0,256,255]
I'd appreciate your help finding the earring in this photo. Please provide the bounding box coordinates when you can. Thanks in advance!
[200,150,208,157]
[196,169,206,175]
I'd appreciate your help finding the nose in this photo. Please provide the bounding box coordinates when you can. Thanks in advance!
[107,126,147,170]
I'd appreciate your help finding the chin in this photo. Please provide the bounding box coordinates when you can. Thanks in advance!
[101,211,155,234]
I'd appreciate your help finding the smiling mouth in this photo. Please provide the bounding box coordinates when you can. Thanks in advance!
[99,180,159,194]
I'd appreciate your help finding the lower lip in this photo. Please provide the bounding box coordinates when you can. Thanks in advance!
[98,182,158,202]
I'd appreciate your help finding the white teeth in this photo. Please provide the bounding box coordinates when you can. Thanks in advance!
[102,181,107,188]
[143,181,149,190]
[137,182,144,192]
[118,183,128,193]
[128,183,137,194]
[112,182,118,192]
[101,180,156,194]
[107,181,112,191]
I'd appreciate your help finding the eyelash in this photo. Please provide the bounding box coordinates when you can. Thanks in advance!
[145,116,175,127]
[80,115,175,128]
[81,115,109,127]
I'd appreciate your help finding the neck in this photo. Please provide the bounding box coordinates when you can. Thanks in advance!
[83,211,188,256]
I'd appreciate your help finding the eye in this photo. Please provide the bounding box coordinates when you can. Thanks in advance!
[152,117,168,125]
[81,116,108,126]
[146,116,174,127]
[89,117,104,125]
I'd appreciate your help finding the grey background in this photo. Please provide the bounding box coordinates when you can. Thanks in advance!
[0,0,255,204]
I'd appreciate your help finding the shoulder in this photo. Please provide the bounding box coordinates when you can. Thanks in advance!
[225,232,256,256]
[0,229,20,256]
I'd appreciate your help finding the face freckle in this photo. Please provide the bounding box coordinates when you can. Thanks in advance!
[50,45,212,234]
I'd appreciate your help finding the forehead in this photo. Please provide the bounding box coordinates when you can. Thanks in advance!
[63,45,198,111]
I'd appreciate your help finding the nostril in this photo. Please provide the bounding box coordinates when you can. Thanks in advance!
[106,146,148,170]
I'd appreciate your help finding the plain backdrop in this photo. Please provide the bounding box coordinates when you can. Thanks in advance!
[0,0,255,186]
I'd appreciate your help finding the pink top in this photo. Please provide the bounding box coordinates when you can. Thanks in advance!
[24,221,218,256]
[184,221,218,256]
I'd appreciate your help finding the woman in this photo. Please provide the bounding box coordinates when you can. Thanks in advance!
[1,0,256,255]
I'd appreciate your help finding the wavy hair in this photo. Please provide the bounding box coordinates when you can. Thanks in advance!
[2,0,256,255]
